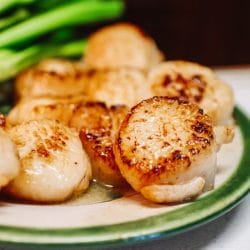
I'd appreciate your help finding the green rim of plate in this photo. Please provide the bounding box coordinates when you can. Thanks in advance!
[0,107,249,249]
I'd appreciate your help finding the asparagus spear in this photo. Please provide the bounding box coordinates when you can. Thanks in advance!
[0,39,86,82]
[57,39,87,57]
[0,0,34,14]
[0,0,124,48]
[0,8,30,30]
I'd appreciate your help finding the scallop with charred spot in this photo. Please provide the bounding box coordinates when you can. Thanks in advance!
[7,95,86,126]
[147,61,234,125]
[114,96,217,195]
[81,68,151,107]
[15,59,87,101]
[70,102,129,187]
[4,119,92,203]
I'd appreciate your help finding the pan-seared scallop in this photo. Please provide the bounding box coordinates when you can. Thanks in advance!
[0,114,20,188]
[82,68,150,107]
[4,119,91,203]
[70,102,129,186]
[114,96,217,203]
[7,95,86,126]
[15,59,86,101]
[148,61,234,126]
[84,23,164,70]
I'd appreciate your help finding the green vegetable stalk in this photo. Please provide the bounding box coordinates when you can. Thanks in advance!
[0,0,34,14]
[0,8,30,30]
[0,0,124,48]
[0,39,87,82]
[0,0,124,82]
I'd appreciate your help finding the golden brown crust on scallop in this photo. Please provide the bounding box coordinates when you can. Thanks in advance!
[147,61,234,125]
[15,59,87,101]
[8,120,70,163]
[81,68,150,107]
[70,102,129,186]
[84,23,164,70]
[148,61,213,102]
[114,96,215,191]
[7,95,87,126]
[150,71,206,103]
[5,119,91,203]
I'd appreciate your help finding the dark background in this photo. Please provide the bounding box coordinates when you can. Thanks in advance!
[119,0,250,66]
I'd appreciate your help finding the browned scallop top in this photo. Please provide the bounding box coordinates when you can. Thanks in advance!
[15,59,87,99]
[8,120,70,164]
[117,96,214,179]
[70,102,128,172]
[7,95,87,126]
[80,68,148,107]
[31,103,79,125]
[151,73,207,103]
[84,22,164,70]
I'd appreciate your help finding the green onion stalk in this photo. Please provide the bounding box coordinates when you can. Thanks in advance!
[0,0,34,14]
[0,0,124,48]
[0,39,87,82]
[0,0,124,82]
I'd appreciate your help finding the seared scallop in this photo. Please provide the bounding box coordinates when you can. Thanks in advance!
[84,23,164,70]
[0,114,20,188]
[82,68,150,107]
[4,119,91,203]
[70,102,129,186]
[147,61,234,126]
[114,96,217,203]
[15,58,86,101]
[7,95,86,126]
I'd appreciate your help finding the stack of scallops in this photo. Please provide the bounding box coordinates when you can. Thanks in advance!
[0,23,234,204]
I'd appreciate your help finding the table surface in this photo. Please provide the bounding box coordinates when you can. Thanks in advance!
[111,67,250,250]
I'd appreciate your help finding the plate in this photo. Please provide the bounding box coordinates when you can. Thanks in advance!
[0,107,249,249]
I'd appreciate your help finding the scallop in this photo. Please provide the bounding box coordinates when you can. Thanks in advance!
[4,119,91,203]
[82,68,151,107]
[0,114,20,188]
[7,95,86,126]
[70,102,129,186]
[15,59,87,101]
[84,23,164,70]
[147,61,234,126]
[114,96,217,203]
